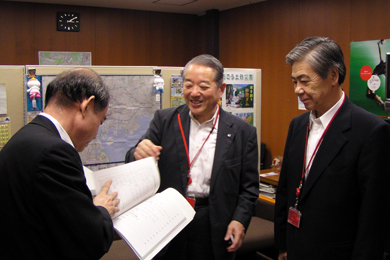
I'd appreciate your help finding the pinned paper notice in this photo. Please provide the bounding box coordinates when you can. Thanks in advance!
[0,83,7,114]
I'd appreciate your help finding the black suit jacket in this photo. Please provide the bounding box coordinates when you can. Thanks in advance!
[0,115,113,260]
[125,105,259,259]
[275,97,390,260]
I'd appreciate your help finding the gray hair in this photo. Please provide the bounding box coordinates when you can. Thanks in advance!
[286,36,346,85]
[45,68,110,112]
[181,54,224,87]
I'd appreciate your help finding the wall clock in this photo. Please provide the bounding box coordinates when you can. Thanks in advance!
[57,12,80,32]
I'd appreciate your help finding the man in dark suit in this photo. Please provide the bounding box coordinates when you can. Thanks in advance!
[274,36,390,260]
[125,54,259,260]
[0,68,120,259]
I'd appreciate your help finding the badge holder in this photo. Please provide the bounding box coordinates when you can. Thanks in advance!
[288,185,302,228]
[288,206,301,228]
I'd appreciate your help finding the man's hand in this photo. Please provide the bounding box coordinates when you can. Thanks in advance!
[93,179,120,217]
[224,220,245,252]
[134,139,162,161]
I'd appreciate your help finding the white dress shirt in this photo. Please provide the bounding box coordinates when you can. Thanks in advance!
[40,112,74,148]
[305,92,345,178]
[187,106,219,197]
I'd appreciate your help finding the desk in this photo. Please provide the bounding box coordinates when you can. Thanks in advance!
[259,169,280,204]
[260,168,280,186]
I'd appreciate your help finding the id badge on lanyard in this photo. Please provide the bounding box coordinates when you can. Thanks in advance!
[288,95,345,228]
[178,105,220,208]
[288,207,302,228]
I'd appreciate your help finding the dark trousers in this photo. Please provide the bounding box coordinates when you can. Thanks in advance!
[155,203,215,260]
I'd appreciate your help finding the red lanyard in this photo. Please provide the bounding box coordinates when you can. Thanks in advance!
[295,95,345,207]
[177,105,220,187]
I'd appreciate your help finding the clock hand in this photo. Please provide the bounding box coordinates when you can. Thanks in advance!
[67,17,77,23]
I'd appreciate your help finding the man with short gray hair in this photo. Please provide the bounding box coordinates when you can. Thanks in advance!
[274,36,390,260]
[126,54,259,260]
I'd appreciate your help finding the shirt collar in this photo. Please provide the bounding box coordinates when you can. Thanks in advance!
[309,91,345,129]
[189,105,220,129]
[39,112,75,148]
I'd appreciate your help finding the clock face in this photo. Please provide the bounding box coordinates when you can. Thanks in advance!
[57,12,80,32]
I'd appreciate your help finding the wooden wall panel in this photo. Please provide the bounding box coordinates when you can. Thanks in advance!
[252,0,302,167]
[197,15,207,55]
[34,4,96,64]
[219,4,259,68]
[95,8,150,65]
[95,8,200,66]
[299,0,351,93]
[351,0,390,42]
[0,2,200,67]
[0,2,35,65]
[220,0,302,167]
[146,12,200,66]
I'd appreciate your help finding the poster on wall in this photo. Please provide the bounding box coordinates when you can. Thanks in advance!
[39,51,92,66]
[222,69,257,126]
[170,74,185,107]
[350,39,389,116]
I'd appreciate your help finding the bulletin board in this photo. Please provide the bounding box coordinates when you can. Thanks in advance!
[0,66,25,144]
[25,65,162,166]
[1,65,261,169]
[167,67,262,148]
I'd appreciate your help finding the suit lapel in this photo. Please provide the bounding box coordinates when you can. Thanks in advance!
[300,99,352,201]
[288,116,310,186]
[210,109,235,192]
[173,106,192,191]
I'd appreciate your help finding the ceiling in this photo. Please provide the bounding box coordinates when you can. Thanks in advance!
[4,0,267,15]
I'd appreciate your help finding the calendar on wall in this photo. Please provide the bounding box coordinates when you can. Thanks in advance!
[0,117,11,149]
